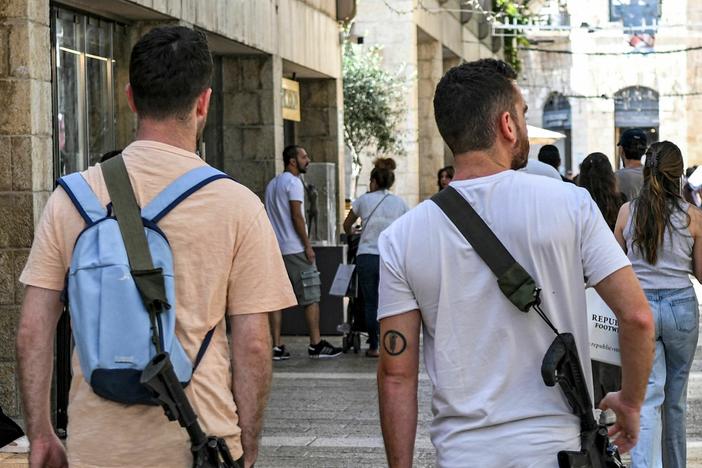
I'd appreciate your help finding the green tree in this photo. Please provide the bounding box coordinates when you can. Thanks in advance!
[343,39,405,197]
[493,0,532,74]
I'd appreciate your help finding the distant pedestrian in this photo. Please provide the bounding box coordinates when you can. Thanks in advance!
[615,128,648,200]
[377,58,653,466]
[578,152,628,406]
[437,165,454,191]
[343,158,408,357]
[538,144,574,183]
[615,141,702,468]
[265,145,342,360]
[520,158,561,179]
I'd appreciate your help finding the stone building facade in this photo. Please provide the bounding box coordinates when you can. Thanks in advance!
[0,0,348,420]
[352,0,501,205]
[519,0,702,173]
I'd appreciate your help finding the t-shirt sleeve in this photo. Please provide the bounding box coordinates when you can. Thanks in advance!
[226,206,297,315]
[351,195,364,217]
[286,177,304,203]
[377,228,419,320]
[19,189,70,291]
[580,193,631,288]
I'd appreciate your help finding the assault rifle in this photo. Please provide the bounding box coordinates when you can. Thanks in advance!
[541,333,623,468]
[141,353,241,468]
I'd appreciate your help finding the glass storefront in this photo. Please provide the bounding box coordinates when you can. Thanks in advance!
[52,7,119,176]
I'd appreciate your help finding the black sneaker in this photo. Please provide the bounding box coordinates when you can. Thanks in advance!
[308,340,342,359]
[273,345,290,361]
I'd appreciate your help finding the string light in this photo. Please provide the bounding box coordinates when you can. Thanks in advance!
[520,45,702,56]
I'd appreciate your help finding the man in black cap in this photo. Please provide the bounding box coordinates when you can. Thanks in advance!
[615,128,648,200]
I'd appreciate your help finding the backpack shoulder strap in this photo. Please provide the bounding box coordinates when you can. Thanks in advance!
[141,166,232,223]
[430,186,539,312]
[56,172,108,224]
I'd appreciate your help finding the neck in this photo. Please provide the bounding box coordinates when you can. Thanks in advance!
[285,166,300,176]
[135,118,198,154]
[452,150,512,181]
[623,158,642,169]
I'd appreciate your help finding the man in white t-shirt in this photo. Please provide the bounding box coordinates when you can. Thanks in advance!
[264,145,342,360]
[376,59,654,467]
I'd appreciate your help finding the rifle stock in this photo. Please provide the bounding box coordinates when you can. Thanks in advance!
[141,352,239,468]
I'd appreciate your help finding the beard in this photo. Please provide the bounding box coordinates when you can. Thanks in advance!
[510,124,530,170]
[297,158,308,173]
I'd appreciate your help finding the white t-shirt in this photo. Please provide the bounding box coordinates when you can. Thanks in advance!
[351,190,408,256]
[264,172,305,255]
[521,158,562,180]
[377,170,630,467]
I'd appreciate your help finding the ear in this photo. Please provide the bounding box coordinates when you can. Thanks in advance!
[196,88,212,119]
[125,83,137,114]
[497,111,517,145]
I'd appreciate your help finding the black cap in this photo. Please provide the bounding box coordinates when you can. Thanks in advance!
[617,128,648,149]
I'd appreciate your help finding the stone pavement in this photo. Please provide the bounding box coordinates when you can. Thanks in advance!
[258,336,434,467]
[260,308,702,468]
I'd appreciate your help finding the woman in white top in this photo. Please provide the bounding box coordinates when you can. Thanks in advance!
[343,158,409,357]
[614,141,702,468]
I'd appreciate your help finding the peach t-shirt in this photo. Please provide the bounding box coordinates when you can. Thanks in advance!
[20,140,296,467]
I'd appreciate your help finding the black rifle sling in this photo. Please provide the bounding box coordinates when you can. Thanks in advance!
[431,186,540,313]
[102,154,169,352]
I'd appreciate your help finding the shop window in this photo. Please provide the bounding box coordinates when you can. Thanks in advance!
[614,86,659,167]
[52,7,119,176]
[543,92,573,171]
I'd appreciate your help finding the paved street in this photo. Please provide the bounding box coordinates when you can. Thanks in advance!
[260,302,702,467]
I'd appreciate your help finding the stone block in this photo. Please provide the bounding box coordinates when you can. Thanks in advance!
[32,190,49,230]
[0,306,19,361]
[242,58,263,90]
[12,250,27,305]
[222,126,244,166]
[180,0,198,24]
[300,80,331,108]
[259,88,278,125]
[0,194,33,249]
[0,0,49,25]
[0,136,10,191]
[0,26,8,78]
[195,0,217,30]
[222,59,242,93]
[243,127,276,161]
[8,21,49,80]
[10,136,31,191]
[0,362,17,417]
[298,108,329,138]
[0,252,12,305]
[0,79,31,134]
[31,79,51,135]
[223,92,260,126]
[30,136,52,192]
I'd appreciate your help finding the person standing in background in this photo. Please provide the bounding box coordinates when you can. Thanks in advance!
[343,158,408,357]
[265,145,342,360]
[615,128,648,200]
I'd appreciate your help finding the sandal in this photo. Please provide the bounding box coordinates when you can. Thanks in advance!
[365,349,379,358]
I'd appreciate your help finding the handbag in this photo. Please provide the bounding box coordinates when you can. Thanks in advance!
[431,186,622,468]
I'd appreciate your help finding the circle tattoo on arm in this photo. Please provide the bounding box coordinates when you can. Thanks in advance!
[383,330,407,356]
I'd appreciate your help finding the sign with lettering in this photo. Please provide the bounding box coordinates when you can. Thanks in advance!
[282,78,301,122]
[586,288,621,366]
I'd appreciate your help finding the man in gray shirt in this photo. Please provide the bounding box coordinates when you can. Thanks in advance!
[615,128,648,200]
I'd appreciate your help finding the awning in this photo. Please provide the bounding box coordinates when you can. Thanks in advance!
[527,125,566,145]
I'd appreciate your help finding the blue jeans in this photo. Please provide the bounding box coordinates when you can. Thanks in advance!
[356,254,380,351]
[631,287,699,468]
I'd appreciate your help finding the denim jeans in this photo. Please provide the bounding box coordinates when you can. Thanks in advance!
[631,286,699,468]
[356,254,380,351]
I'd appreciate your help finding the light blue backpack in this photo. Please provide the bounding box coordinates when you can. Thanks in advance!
[57,161,230,405]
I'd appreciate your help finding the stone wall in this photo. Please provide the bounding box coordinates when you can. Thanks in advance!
[417,37,444,201]
[520,0,700,170]
[220,54,283,200]
[0,0,52,418]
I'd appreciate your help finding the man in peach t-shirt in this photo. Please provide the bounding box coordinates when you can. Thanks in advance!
[16,26,295,468]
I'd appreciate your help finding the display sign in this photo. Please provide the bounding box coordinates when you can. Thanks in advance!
[282,78,301,122]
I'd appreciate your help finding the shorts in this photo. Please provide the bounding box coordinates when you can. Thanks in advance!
[283,252,321,306]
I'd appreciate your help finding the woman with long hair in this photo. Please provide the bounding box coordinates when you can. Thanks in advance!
[579,152,628,406]
[579,152,627,230]
[343,158,408,357]
[614,141,702,467]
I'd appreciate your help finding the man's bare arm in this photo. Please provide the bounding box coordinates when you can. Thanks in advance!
[230,312,273,468]
[289,200,315,263]
[17,286,68,467]
[378,310,421,468]
[594,266,653,452]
